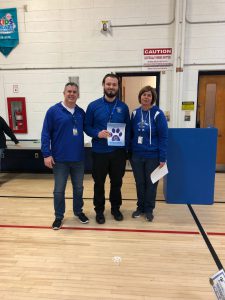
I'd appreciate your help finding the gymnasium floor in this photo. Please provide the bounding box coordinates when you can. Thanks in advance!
[0,172,225,299]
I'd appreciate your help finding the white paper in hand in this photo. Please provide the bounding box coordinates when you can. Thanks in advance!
[150,163,168,184]
[210,269,225,300]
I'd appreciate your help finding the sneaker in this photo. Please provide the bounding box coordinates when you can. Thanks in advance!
[96,213,105,224]
[132,209,144,218]
[76,212,89,224]
[52,218,62,230]
[146,213,154,222]
[111,210,124,221]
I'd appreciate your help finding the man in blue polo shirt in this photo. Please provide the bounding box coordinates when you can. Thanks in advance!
[85,74,130,224]
[41,82,89,230]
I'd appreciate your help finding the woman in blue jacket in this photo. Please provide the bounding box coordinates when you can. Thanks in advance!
[130,86,168,221]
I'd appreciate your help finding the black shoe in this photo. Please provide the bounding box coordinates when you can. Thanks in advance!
[52,218,62,230]
[146,213,154,222]
[96,213,105,224]
[75,212,89,224]
[132,209,144,218]
[111,210,124,221]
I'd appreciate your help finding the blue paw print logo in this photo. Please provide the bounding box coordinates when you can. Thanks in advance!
[110,128,123,141]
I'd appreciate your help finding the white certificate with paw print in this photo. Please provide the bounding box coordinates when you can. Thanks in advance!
[107,123,126,146]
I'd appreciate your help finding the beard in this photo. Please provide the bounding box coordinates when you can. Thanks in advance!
[104,88,118,99]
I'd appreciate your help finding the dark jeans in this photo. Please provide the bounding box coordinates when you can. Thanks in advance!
[53,161,84,220]
[131,156,159,213]
[92,149,126,214]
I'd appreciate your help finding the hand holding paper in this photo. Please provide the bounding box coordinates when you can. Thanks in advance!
[150,163,168,184]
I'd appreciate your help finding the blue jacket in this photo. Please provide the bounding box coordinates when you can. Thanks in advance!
[85,96,130,153]
[131,106,168,162]
[41,102,85,162]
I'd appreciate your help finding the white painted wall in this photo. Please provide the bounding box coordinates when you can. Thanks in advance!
[0,0,225,139]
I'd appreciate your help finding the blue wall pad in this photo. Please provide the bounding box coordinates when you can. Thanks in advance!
[164,128,217,205]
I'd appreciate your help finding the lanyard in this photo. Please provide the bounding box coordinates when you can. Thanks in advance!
[141,110,149,127]
[139,109,152,144]
[103,97,118,123]
[61,102,77,127]
[72,108,77,128]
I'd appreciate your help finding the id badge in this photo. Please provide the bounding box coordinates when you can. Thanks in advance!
[138,136,143,144]
[73,128,78,136]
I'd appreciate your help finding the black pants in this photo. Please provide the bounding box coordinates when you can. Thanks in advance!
[0,149,4,172]
[92,149,126,214]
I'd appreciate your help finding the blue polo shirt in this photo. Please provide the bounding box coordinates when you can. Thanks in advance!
[85,96,130,153]
[41,102,85,162]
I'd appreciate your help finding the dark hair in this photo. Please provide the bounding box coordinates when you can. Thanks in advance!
[138,85,157,105]
[102,73,120,85]
[64,82,79,91]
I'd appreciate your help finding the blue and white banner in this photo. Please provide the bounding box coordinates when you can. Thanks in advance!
[0,8,19,57]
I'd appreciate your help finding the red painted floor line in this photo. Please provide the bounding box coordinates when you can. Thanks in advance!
[0,224,224,236]
[0,224,198,235]
[207,232,225,236]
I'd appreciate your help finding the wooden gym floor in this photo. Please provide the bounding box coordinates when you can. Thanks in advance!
[0,172,225,300]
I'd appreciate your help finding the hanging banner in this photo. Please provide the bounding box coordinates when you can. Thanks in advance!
[0,8,19,57]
